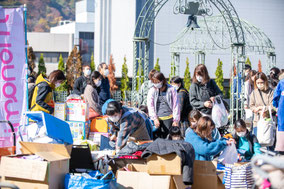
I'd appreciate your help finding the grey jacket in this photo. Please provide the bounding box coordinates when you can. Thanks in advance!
[189,79,222,115]
[141,138,195,185]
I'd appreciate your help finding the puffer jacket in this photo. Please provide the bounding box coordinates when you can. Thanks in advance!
[30,74,54,114]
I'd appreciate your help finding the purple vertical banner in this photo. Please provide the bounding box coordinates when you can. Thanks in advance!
[0,7,26,147]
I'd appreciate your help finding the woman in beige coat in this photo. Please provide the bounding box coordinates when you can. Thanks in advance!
[249,72,274,135]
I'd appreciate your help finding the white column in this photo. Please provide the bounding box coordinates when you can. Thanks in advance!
[94,0,102,65]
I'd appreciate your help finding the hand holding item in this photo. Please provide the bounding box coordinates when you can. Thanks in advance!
[204,101,213,108]
[226,138,236,145]
[210,96,215,103]
[110,134,117,141]
[154,119,160,128]
[172,121,179,127]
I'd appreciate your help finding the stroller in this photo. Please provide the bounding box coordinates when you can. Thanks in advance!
[0,120,19,189]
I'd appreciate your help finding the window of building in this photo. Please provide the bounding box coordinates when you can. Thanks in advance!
[79,32,94,65]
[34,52,69,64]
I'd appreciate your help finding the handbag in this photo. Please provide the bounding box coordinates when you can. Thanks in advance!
[257,106,276,147]
[212,96,229,128]
[223,163,254,189]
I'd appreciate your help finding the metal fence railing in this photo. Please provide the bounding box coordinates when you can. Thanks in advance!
[53,91,68,102]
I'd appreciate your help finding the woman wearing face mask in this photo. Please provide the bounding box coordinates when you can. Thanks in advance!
[147,72,180,139]
[189,64,223,117]
[73,65,91,97]
[244,70,257,109]
[31,70,66,114]
[250,72,274,135]
[170,76,192,136]
[84,71,102,119]
[106,101,150,150]
[185,116,234,161]
[233,119,261,161]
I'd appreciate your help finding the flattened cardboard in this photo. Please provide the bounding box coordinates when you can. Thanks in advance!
[20,141,71,161]
[147,153,181,175]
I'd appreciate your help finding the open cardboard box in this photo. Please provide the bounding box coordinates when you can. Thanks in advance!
[0,142,72,189]
[192,160,225,189]
[146,153,181,175]
[117,163,188,189]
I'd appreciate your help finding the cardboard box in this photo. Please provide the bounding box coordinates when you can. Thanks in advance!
[90,117,108,132]
[146,154,181,175]
[67,121,90,140]
[192,160,225,189]
[54,103,66,121]
[117,164,188,189]
[66,99,88,122]
[0,142,71,189]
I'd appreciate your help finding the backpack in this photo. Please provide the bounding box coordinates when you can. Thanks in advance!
[28,82,43,109]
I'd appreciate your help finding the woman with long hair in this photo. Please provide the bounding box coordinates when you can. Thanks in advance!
[189,64,223,116]
[249,72,274,134]
[147,72,180,139]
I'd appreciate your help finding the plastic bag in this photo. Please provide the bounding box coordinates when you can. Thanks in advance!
[65,171,117,189]
[257,107,276,147]
[218,144,238,165]
[212,96,229,128]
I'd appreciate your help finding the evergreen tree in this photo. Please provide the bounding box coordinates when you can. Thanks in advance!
[27,46,37,77]
[108,54,118,92]
[58,54,65,72]
[215,59,225,94]
[66,46,82,89]
[184,57,191,90]
[168,61,176,83]
[54,80,69,93]
[37,53,46,75]
[90,53,95,72]
[136,59,144,91]
[154,58,160,72]
[258,59,262,72]
[120,56,129,100]
[246,57,252,67]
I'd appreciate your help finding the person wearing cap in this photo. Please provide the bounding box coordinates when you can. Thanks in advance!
[98,62,111,106]
[73,65,91,97]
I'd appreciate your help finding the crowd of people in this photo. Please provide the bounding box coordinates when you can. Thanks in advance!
[28,63,284,160]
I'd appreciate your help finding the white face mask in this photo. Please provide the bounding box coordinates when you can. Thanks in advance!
[196,76,203,83]
[109,115,120,123]
[84,69,91,76]
[257,84,265,90]
[173,85,179,91]
[154,82,163,89]
[95,80,102,87]
[237,131,246,137]
[104,69,109,77]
